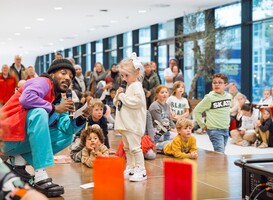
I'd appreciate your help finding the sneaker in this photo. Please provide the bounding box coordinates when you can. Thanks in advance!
[253,139,262,147]
[241,140,250,147]
[258,142,268,149]
[124,167,134,179]
[129,167,147,182]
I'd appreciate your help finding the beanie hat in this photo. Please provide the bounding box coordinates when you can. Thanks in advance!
[47,59,76,78]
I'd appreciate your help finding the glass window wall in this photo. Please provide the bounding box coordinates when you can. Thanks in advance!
[252,20,273,102]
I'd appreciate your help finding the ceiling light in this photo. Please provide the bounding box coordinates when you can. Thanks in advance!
[36,18,45,21]
[151,4,170,8]
[25,26,31,30]
[59,38,64,42]
[54,7,63,10]
[8,38,12,41]
[48,43,54,46]
[111,20,118,23]
[89,28,96,31]
[138,10,147,13]
[14,33,21,36]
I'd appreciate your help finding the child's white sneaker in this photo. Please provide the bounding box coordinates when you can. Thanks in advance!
[129,167,147,182]
[124,167,134,179]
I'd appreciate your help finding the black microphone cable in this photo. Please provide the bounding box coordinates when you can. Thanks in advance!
[253,187,271,200]
[249,183,266,200]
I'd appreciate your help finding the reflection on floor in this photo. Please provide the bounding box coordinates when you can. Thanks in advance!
[44,130,273,200]
[193,133,273,155]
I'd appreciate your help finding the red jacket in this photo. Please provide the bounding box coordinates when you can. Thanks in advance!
[1,77,55,141]
[0,73,17,104]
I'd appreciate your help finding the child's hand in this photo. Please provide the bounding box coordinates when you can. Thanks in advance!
[190,152,198,159]
[117,87,124,95]
[239,130,245,135]
[256,120,261,126]
[96,152,102,157]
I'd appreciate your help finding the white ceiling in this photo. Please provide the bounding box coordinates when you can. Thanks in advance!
[0,0,238,66]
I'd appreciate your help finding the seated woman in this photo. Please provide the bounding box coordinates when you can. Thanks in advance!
[230,103,259,146]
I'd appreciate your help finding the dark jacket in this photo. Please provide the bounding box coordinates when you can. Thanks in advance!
[260,118,273,147]
[72,76,88,99]
[142,71,160,108]
[9,63,27,82]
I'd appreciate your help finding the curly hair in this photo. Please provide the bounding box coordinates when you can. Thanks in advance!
[80,125,105,146]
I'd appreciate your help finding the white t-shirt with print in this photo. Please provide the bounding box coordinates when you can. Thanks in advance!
[166,95,190,115]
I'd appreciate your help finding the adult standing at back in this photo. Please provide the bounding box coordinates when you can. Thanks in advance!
[151,61,161,84]
[142,62,160,108]
[163,59,177,93]
[0,64,17,105]
[73,64,88,99]
[88,62,107,97]
[228,82,241,120]
[10,55,27,82]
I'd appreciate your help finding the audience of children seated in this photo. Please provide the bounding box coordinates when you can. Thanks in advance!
[230,103,259,147]
[86,99,110,148]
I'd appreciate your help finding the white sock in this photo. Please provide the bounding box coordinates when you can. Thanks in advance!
[7,155,27,166]
[34,168,49,183]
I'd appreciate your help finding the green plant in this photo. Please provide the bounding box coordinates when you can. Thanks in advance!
[176,10,232,99]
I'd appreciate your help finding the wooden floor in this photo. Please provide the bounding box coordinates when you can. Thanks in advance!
[44,131,273,200]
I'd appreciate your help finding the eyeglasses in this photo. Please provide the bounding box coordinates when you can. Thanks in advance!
[212,81,225,85]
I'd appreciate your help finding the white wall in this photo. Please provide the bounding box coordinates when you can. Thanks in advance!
[0,54,36,72]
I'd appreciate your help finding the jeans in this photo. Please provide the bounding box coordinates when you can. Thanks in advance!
[206,129,229,153]
[155,140,171,153]
[154,131,170,144]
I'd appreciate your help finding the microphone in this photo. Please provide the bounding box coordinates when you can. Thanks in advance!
[66,89,74,119]
[118,81,127,111]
